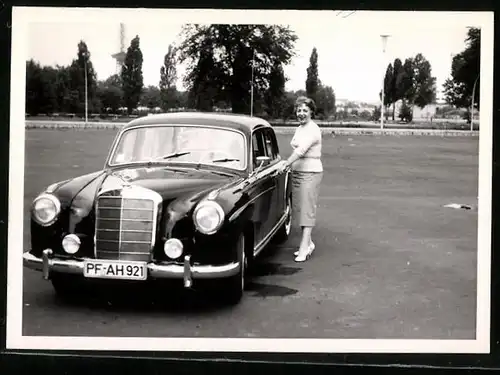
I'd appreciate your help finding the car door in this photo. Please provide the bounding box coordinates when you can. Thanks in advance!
[262,128,288,223]
[262,128,282,229]
[248,128,276,252]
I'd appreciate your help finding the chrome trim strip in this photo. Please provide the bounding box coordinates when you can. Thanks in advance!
[149,261,239,279]
[183,255,192,287]
[42,249,52,279]
[98,229,152,233]
[98,250,151,256]
[23,252,240,280]
[98,218,154,222]
[97,207,154,212]
[118,190,124,256]
[23,251,83,276]
[228,185,275,222]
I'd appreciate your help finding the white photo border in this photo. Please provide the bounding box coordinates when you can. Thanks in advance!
[7,7,494,353]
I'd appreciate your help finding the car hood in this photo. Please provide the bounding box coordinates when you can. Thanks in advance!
[42,163,248,237]
[57,165,244,224]
[98,166,239,200]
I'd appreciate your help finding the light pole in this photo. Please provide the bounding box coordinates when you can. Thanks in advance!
[83,51,89,125]
[380,34,390,129]
[470,74,479,131]
[250,49,255,117]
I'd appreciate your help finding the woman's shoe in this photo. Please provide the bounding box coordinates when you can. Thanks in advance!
[294,250,310,262]
[294,242,315,262]
[308,241,315,255]
[294,241,315,256]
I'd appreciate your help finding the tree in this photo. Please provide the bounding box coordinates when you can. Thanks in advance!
[159,44,179,111]
[315,85,336,120]
[382,63,393,120]
[371,106,381,121]
[178,24,297,114]
[97,74,123,113]
[140,85,161,110]
[391,58,404,120]
[121,35,144,114]
[383,63,393,106]
[410,53,437,108]
[184,42,225,111]
[399,100,413,122]
[401,58,416,104]
[67,41,98,115]
[54,65,73,114]
[443,27,480,119]
[305,47,319,101]
[265,59,287,118]
[26,60,46,115]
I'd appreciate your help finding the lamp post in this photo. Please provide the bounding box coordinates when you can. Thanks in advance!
[83,51,89,125]
[380,34,390,130]
[470,74,479,131]
[250,49,255,117]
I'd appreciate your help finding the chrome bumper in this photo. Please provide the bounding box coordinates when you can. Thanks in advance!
[23,249,240,288]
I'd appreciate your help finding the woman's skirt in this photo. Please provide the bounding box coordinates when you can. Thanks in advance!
[291,171,323,227]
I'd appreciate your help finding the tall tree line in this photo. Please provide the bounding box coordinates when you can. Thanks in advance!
[25,24,307,120]
[304,47,336,120]
[26,36,187,117]
[25,26,338,121]
[177,24,297,117]
[382,53,437,121]
[443,27,480,123]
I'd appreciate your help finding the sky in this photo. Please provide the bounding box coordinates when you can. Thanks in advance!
[25,10,483,104]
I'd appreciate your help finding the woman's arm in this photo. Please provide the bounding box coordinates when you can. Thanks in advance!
[282,150,301,168]
[278,129,317,171]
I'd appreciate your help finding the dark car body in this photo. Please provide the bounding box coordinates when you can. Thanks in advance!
[23,112,292,304]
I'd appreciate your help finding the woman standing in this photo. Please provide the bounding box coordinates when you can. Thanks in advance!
[276,96,323,262]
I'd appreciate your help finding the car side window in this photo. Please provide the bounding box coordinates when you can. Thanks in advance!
[263,129,278,161]
[270,129,280,155]
[252,130,266,169]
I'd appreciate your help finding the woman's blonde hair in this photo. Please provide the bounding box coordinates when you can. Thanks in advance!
[294,95,316,114]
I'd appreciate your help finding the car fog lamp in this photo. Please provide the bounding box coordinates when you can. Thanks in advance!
[32,194,61,226]
[194,201,224,235]
[164,238,183,259]
[62,234,81,254]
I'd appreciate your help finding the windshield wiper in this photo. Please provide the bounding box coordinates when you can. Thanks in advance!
[211,158,240,163]
[157,151,191,160]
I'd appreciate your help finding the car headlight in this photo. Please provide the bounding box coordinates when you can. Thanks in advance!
[32,193,61,226]
[164,238,183,259]
[62,234,81,254]
[193,201,225,235]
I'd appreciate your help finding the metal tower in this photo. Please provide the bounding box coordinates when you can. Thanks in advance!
[111,23,126,74]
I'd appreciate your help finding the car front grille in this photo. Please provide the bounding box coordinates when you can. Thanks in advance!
[95,192,156,262]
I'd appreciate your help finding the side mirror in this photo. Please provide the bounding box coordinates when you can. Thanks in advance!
[253,156,271,174]
[256,156,270,164]
[257,155,270,167]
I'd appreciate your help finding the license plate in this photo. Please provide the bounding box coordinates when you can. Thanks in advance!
[83,260,147,280]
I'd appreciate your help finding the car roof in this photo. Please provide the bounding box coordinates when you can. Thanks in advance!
[122,112,273,135]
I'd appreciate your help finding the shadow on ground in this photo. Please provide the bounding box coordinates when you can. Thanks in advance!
[50,245,302,313]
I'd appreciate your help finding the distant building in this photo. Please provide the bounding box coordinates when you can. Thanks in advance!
[335,99,375,114]
[393,100,449,121]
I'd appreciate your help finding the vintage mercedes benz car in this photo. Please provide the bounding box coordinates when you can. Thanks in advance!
[23,112,292,304]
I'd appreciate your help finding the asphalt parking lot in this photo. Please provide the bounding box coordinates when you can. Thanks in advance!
[20,128,479,339]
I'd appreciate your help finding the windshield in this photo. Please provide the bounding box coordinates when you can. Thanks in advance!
[108,125,247,170]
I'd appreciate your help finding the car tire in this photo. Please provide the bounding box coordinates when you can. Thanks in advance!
[274,195,292,243]
[225,233,247,305]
